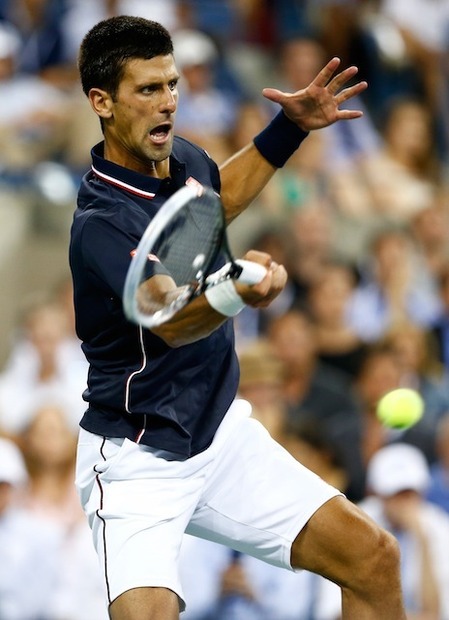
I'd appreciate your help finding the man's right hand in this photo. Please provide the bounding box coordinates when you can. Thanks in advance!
[235,250,287,308]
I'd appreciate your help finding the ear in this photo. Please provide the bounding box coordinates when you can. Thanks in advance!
[88,88,114,120]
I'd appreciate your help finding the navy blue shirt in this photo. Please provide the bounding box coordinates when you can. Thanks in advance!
[69,137,240,457]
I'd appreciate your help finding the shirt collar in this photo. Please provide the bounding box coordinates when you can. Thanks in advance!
[91,142,185,199]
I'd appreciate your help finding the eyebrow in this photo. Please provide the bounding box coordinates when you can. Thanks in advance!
[134,74,180,88]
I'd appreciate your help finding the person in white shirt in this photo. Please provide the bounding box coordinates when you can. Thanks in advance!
[359,443,449,619]
[0,437,61,620]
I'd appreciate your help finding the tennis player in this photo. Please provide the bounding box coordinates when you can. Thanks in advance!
[70,15,406,620]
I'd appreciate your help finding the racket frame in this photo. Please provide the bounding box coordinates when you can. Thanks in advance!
[123,185,248,328]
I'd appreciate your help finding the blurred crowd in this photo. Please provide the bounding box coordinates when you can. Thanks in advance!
[1,0,449,619]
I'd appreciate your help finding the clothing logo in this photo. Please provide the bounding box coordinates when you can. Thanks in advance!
[130,249,160,262]
[185,177,204,196]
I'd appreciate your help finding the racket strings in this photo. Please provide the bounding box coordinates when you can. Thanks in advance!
[150,194,224,290]
[124,186,227,327]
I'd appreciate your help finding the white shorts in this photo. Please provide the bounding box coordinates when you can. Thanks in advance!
[75,399,341,610]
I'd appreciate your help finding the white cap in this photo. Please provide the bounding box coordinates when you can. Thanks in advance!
[367,443,430,497]
[172,29,217,69]
[0,437,27,486]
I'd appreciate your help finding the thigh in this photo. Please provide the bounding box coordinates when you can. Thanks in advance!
[75,429,210,611]
[109,586,179,620]
[291,495,382,582]
[187,415,342,571]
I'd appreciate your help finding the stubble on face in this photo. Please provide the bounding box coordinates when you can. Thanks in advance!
[104,55,179,176]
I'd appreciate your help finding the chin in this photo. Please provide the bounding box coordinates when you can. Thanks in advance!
[150,143,172,163]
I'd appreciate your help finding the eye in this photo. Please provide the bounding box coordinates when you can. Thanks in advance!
[141,85,156,94]
[168,79,178,91]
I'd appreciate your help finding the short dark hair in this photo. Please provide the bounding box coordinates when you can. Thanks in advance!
[78,15,174,99]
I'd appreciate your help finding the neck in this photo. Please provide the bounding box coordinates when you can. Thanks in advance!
[103,142,170,178]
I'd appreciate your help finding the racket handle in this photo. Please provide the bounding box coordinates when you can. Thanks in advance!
[235,259,267,285]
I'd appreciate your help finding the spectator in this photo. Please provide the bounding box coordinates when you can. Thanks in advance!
[17,403,82,524]
[383,322,449,429]
[360,443,449,619]
[0,19,69,176]
[233,226,299,346]
[348,228,442,343]
[306,260,366,379]
[283,418,349,498]
[237,338,287,444]
[288,199,340,310]
[353,343,437,468]
[16,403,108,620]
[0,436,62,620]
[410,200,449,282]
[172,28,240,164]
[267,309,364,501]
[329,98,441,224]
[368,0,449,129]
[266,310,358,421]
[61,0,183,65]
[0,299,88,435]
[0,0,74,87]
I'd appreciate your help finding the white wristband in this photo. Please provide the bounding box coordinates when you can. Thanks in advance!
[205,280,246,317]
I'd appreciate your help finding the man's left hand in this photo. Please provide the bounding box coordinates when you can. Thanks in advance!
[262,57,368,132]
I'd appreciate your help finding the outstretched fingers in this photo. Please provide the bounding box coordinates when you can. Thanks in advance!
[334,82,369,118]
[335,80,369,103]
[313,57,367,100]
[311,56,342,88]
[326,65,364,95]
[261,87,286,105]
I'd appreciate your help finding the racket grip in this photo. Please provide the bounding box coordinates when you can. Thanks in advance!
[235,259,267,285]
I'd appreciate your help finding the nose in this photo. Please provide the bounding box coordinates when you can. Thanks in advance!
[161,86,177,113]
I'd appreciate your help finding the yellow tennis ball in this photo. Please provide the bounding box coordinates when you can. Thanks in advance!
[376,388,424,429]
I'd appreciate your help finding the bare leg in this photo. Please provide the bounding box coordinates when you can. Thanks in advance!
[291,496,406,619]
[109,586,179,620]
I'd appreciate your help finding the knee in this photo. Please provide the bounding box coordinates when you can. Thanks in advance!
[291,496,402,597]
[348,523,401,593]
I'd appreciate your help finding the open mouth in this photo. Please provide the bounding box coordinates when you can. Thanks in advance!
[149,123,172,144]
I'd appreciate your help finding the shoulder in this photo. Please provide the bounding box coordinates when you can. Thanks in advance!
[77,170,127,210]
[75,172,140,225]
[172,135,215,162]
[172,135,221,192]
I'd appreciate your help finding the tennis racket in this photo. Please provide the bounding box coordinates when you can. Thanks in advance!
[123,184,267,328]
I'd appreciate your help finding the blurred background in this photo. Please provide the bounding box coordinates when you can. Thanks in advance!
[2,1,449,619]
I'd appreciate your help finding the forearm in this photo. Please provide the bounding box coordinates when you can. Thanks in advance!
[136,276,229,347]
[218,55,369,222]
[151,294,229,347]
[219,142,276,223]
[219,112,309,223]
[138,254,284,347]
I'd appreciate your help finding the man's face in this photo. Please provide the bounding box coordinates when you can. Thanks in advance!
[103,54,179,174]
